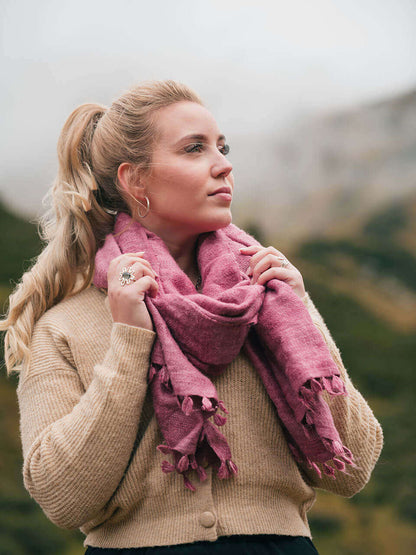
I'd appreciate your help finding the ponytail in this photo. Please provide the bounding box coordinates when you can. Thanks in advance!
[1,104,114,374]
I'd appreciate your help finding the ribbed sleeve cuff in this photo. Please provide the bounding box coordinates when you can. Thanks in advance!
[103,323,156,386]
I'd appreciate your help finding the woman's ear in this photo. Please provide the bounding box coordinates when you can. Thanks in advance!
[117,162,145,200]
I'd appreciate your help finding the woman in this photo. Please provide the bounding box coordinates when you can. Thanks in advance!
[1,80,383,554]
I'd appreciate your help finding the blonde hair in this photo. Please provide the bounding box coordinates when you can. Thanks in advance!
[1,80,202,374]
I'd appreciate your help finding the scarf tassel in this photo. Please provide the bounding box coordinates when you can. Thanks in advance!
[148,363,164,384]
[218,400,229,415]
[339,450,356,468]
[183,475,196,492]
[162,452,210,490]
[177,455,190,473]
[196,465,207,481]
[322,463,336,479]
[148,365,157,383]
[181,396,194,416]
[332,457,346,472]
[161,460,175,474]
[322,438,356,469]
[217,459,238,480]
[306,458,344,480]
[180,396,228,426]
[202,397,213,412]
[159,367,173,392]
[305,458,323,479]
[214,413,227,426]
[299,376,347,411]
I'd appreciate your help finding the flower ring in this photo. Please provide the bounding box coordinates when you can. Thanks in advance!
[119,266,136,286]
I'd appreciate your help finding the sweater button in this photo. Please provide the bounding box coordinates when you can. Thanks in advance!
[199,511,216,528]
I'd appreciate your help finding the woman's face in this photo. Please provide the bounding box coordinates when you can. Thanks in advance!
[139,101,234,239]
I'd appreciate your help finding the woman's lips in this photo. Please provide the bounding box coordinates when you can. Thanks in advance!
[208,186,232,202]
[212,192,232,202]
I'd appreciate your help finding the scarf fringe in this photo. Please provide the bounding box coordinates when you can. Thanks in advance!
[299,375,347,411]
[179,394,229,418]
[159,450,238,490]
[151,329,354,489]
[157,398,237,490]
[289,437,356,480]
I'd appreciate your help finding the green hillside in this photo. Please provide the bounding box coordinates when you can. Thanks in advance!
[1,197,416,554]
[0,201,84,554]
[290,195,416,554]
[0,202,43,285]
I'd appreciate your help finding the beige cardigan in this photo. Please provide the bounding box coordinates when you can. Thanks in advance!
[17,285,383,549]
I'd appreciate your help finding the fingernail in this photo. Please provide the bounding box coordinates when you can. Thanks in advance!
[247,268,252,276]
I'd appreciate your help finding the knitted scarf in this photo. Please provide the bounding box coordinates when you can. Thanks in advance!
[93,213,355,490]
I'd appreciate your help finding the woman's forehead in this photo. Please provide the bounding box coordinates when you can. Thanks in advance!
[154,101,221,143]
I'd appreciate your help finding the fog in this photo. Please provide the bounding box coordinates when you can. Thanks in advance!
[1,0,415,215]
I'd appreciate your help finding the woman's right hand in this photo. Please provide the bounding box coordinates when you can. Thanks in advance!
[107,252,158,331]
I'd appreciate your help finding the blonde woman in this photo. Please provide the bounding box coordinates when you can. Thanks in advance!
[1,81,383,555]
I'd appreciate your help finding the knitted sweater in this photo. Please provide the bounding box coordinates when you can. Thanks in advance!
[17,285,383,549]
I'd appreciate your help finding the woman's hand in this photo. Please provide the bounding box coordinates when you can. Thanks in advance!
[107,252,158,331]
[240,245,306,299]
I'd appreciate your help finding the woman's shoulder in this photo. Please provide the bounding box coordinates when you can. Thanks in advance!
[26,286,112,376]
[35,285,109,337]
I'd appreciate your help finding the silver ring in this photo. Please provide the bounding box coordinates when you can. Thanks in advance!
[119,266,136,286]
[278,256,290,268]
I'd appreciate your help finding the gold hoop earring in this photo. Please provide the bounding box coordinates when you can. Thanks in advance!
[137,196,150,218]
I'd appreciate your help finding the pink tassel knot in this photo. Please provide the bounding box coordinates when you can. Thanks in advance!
[161,460,175,474]
[183,475,196,492]
[182,396,194,416]
[177,455,190,473]
[214,413,227,426]
[202,397,213,412]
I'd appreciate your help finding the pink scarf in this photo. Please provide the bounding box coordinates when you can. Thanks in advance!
[94,213,355,490]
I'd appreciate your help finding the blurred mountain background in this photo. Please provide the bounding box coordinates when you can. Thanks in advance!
[234,88,416,244]
[1,86,416,555]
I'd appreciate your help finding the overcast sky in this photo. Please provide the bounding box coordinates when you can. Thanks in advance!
[1,0,415,216]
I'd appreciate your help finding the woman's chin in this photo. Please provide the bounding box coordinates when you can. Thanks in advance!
[203,212,232,232]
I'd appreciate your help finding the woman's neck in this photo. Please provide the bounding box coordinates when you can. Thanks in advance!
[138,220,200,280]
[169,240,199,277]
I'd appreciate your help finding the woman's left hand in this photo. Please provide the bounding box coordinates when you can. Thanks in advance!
[240,245,306,299]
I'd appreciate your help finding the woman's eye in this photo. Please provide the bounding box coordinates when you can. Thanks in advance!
[219,144,230,156]
[185,143,204,153]
[184,143,230,155]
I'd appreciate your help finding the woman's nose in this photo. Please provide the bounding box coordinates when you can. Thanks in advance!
[211,151,233,179]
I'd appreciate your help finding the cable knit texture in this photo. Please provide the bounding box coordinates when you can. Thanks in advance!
[17,286,383,549]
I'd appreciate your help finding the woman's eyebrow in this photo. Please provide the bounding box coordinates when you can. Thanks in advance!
[175,133,226,145]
